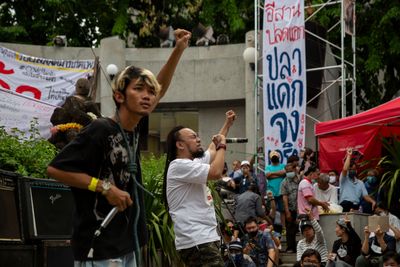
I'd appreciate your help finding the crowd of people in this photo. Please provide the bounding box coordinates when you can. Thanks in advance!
[214,146,400,267]
[44,27,398,267]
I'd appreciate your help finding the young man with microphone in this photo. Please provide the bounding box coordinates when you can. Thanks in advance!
[47,29,191,267]
[163,110,236,266]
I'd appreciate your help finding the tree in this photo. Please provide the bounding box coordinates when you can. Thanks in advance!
[0,0,253,47]
[0,0,128,47]
[1,0,399,107]
[356,0,400,109]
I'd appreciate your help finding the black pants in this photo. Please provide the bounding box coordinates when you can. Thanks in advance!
[286,210,298,251]
[340,200,359,212]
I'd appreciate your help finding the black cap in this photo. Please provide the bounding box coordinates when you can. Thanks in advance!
[299,219,313,232]
[229,241,243,251]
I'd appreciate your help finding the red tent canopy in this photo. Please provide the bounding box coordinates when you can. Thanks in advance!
[315,97,400,173]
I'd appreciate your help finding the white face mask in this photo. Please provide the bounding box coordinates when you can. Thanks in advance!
[380,211,388,216]
[286,172,295,179]
[329,175,336,184]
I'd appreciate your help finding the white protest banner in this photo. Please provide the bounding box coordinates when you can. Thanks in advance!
[0,88,56,138]
[0,46,94,106]
[262,0,307,163]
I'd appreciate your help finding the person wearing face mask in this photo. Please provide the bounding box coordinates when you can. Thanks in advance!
[243,216,276,267]
[265,150,286,234]
[225,241,256,267]
[328,170,339,187]
[281,163,301,253]
[361,169,380,214]
[355,224,396,267]
[339,148,376,212]
[375,203,400,254]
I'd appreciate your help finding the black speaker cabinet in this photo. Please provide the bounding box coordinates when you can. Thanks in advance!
[0,244,37,267]
[0,170,23,242]
[20,177,74,240]
[39,240,74,267]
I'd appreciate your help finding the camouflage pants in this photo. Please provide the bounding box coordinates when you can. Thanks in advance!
[178,241,224,267]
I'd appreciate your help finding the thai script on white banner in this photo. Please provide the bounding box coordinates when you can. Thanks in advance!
[0,46,94,106]
[0,88,56,138]
[262,0,306,163]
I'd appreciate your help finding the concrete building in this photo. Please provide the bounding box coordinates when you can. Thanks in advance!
[0,33,339,167]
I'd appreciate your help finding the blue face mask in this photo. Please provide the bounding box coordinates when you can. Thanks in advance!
[232,253,244,264]
[367,176,377,184]
[348,170,357,179]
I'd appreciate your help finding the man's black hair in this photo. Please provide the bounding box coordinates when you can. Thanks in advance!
[329,169,338,175]
[244,216,258,227]
[288,155,300,163]
[301,249,321,263]
[248,182,258,192]
[162,125,185,210]
[304,164,318,176]
[383,251,400,264]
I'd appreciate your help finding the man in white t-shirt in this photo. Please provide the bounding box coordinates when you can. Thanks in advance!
[314,173,338,204]
[164,110,236,266]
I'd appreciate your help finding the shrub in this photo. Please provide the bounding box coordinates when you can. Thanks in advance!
[0,118,57,178]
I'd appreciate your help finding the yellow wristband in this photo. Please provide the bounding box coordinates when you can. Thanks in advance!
[88,177,99,192]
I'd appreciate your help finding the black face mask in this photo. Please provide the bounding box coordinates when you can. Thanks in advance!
[248,231,258,238]
[348,170,357,179]
[271,156,279,164]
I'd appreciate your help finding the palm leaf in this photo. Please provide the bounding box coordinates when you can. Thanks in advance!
[378,136,400,211]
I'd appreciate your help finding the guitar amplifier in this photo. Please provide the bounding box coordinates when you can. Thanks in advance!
[0,244,37,267]
[20,177,74,240]
[0,170,23,242]
[39,240,74,267]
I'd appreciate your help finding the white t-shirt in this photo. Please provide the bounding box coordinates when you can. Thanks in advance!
[167,151,219,250]
[313,184,338,204]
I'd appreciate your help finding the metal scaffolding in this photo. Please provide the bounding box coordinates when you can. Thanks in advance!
[253,0,357,172]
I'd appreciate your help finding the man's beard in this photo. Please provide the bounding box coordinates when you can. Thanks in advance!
[191,148,205,158]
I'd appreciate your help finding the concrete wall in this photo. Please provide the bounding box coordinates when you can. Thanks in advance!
[319,212,369,251]
[125,44,246,103]
[0,37,340,163]
[199,105,247,165]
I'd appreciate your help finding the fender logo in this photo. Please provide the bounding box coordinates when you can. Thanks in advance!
[49,194,61,204]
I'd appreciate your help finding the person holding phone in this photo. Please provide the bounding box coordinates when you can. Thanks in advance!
[355,225,396,267]
[339,148,376,212]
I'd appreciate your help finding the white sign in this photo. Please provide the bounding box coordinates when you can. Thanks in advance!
[262,0,307,163]
[0,88,56,138]
[0,46,94,106]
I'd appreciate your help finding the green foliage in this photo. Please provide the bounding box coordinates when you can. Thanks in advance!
[356,1,400,109]
[0,118,57,178]
[2,0,400,109]
[378,137,400,208]
[141,154,181,267]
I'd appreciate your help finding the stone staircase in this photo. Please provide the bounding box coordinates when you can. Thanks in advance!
[277,232,300,267]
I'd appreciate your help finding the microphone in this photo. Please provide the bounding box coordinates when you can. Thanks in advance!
[226,138,248,143]
[94,207,118,237]
[88,207,119,258]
